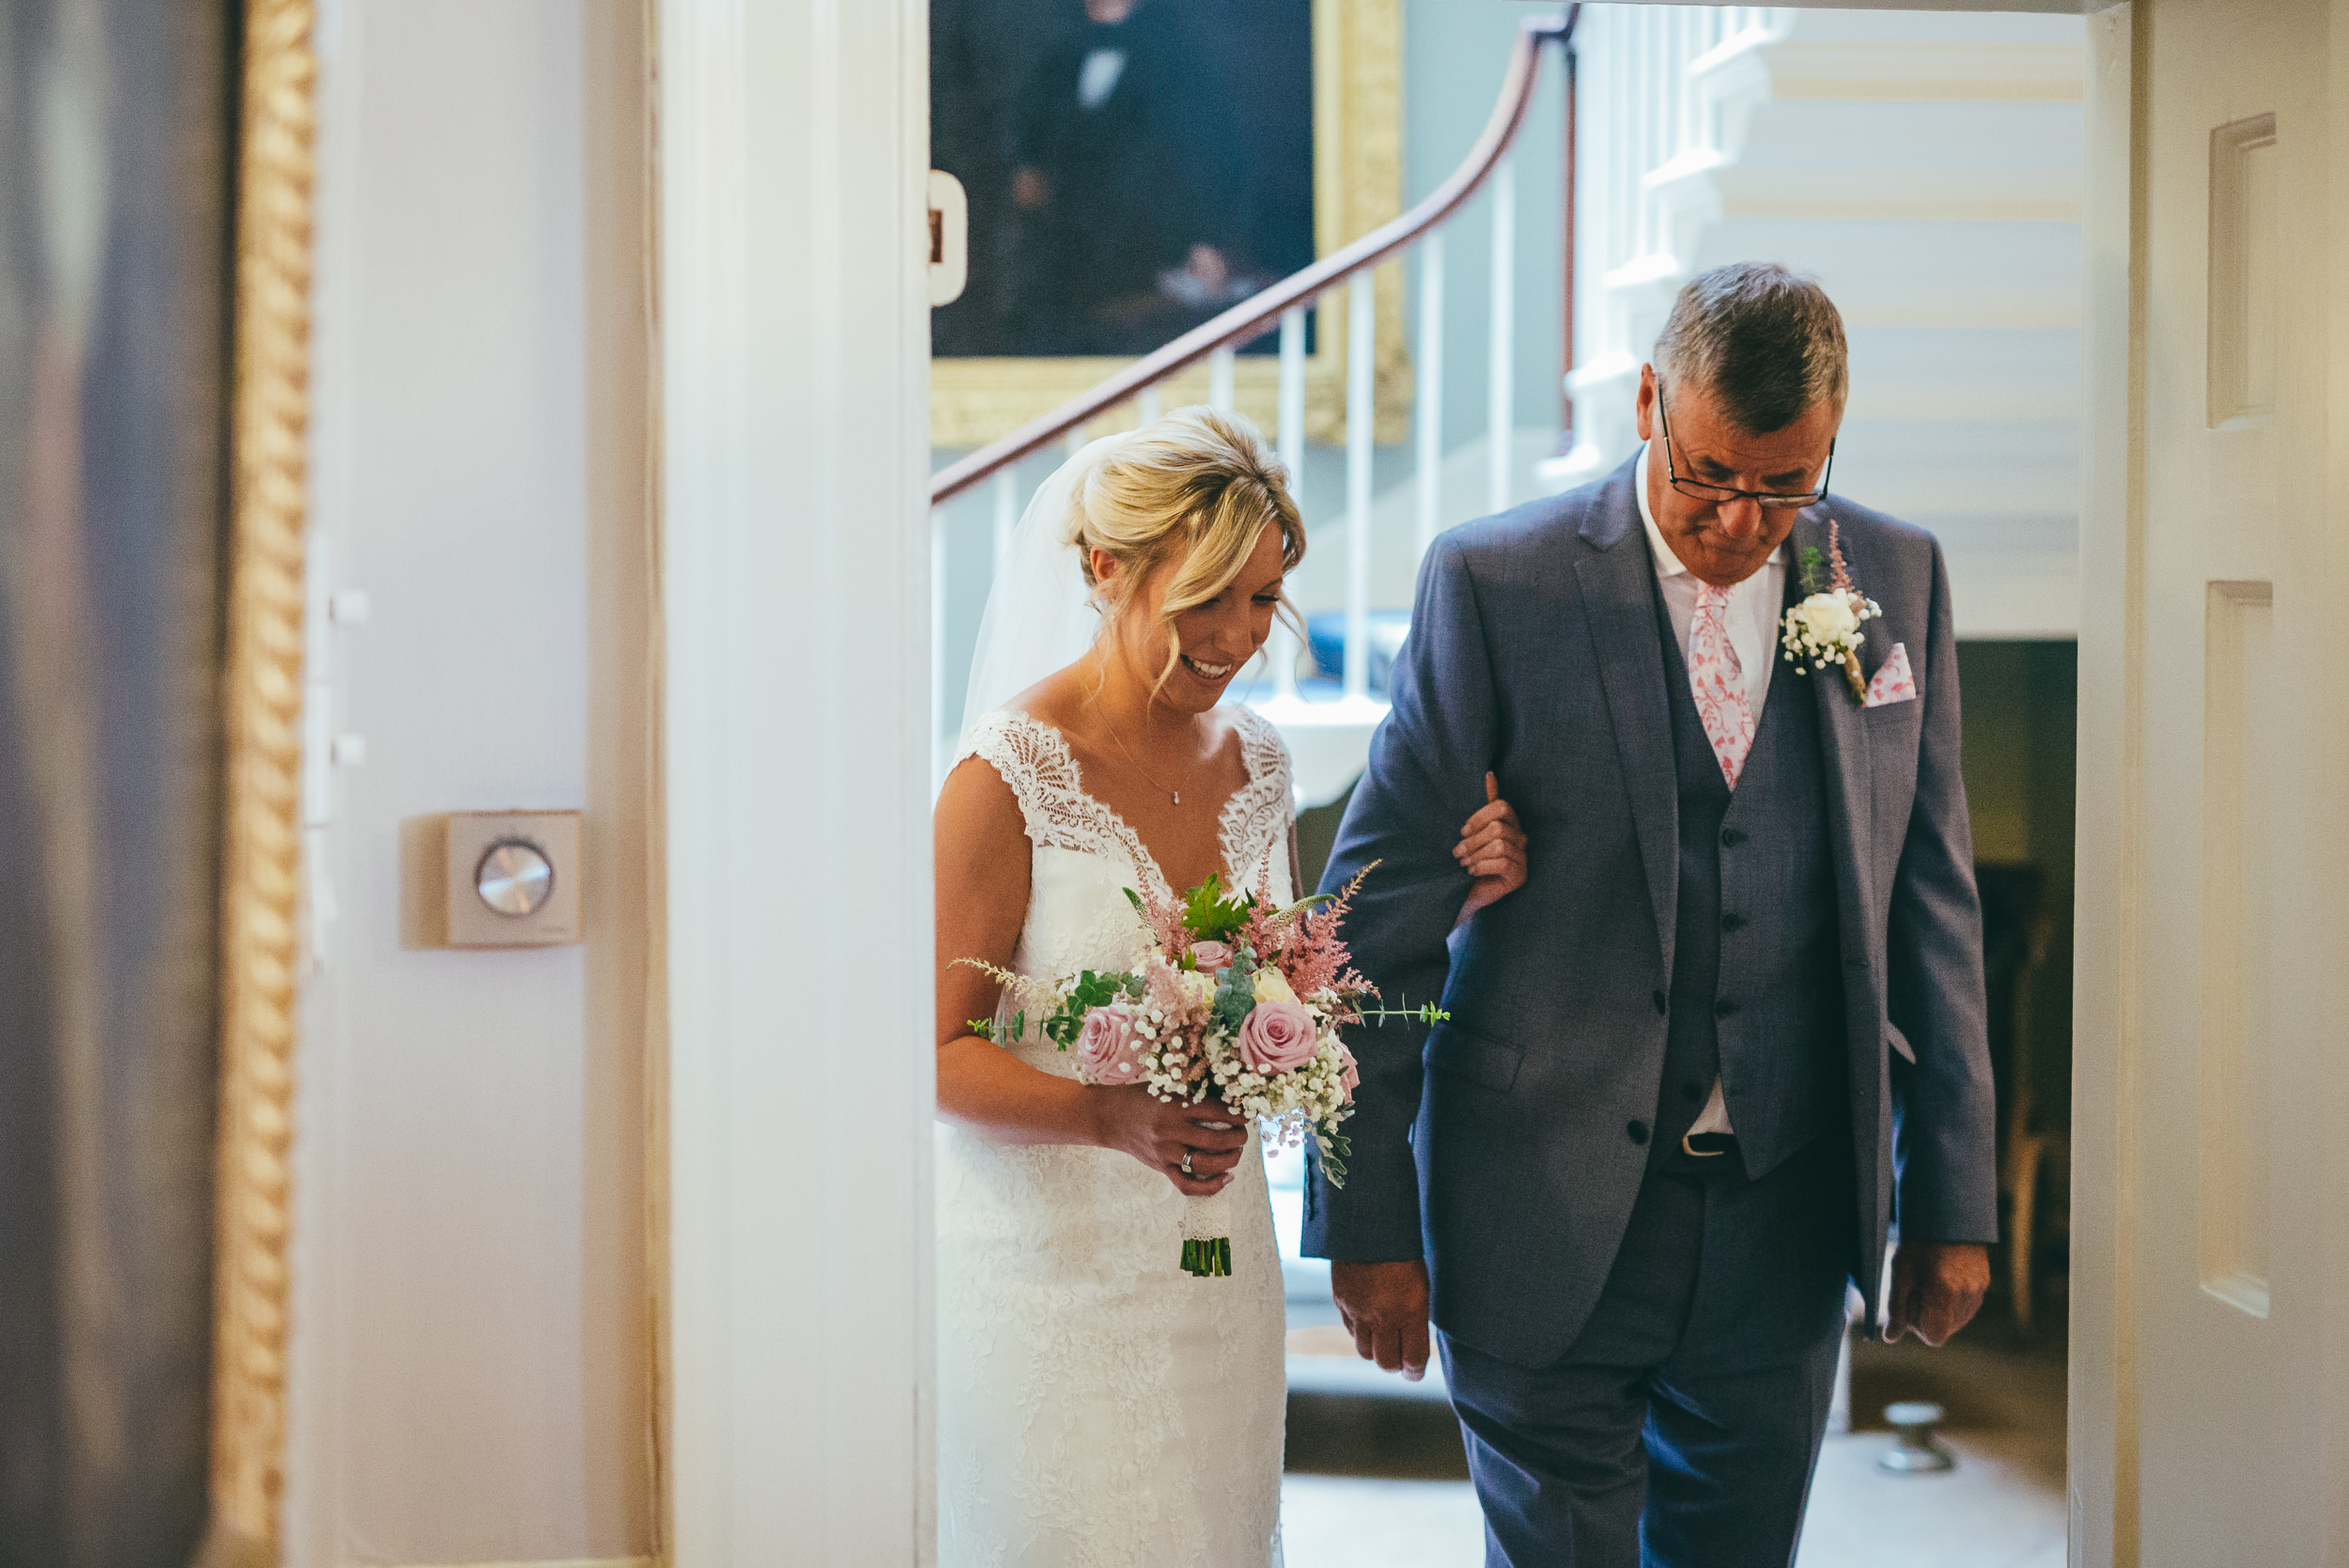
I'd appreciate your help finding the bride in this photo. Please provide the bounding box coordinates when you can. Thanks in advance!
[932,407,1526,1566]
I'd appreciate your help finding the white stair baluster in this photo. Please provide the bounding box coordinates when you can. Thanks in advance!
[991,467,1018,576]
[1681,10,1701,156]
[1208,346,1237,412]
[1271,306,1307,700]
[1415,232,1446,560]
[1487,153,1517,517]
[1137,385,1162,426]
[1638,18,1657,258]
[1278,307,1308,478]
[1345,271,1376,701]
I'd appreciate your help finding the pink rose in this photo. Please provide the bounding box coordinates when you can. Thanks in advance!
[1237,1001,1317,1075]
[1336,1042,1361,1100]
[1076,1004,1146,1086]
[1189,940,1234,973]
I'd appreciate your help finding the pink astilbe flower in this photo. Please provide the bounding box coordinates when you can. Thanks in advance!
[1828,517,1855,593]
[1142,953,1208,1025]
[1237,894,1293,981]
[1127,880,1188,957]
[1282,865,1377,1004]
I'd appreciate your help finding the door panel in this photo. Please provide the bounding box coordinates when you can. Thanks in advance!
[2133,0,2339,1560]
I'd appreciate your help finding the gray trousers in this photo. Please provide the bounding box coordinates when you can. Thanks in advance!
[1439,1136,1854,1568]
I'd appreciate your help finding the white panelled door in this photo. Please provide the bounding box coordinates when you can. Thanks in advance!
[2119,0,2348,1560]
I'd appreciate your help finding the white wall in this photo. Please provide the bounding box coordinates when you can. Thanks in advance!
[286,3,654,1563]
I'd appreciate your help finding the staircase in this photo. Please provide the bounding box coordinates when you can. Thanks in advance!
[930,9,2090,798]
[1548,6,2087,638]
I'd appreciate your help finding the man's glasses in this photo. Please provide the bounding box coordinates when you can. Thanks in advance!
[1654,381,1834,510]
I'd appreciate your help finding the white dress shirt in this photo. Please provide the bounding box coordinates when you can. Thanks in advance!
[1633,442,1788,1142]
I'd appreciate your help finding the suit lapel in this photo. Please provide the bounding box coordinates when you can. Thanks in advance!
[1794,507,1877,966]
[1573,467,1679,979]
[1796,505,1890,1289]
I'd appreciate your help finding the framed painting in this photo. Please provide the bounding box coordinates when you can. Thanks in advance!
[929,0,1411,448]
[207,1,315,1560]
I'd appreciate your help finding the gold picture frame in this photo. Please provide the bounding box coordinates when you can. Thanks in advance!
[930,0,1412,449]
[206,2,316,1562]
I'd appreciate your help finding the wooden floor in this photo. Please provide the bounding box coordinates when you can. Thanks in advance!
[1279,1315,2068,1568]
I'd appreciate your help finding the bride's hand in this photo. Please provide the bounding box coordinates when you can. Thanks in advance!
[1091,1086,1248,1196]
[1455,770,1528,924]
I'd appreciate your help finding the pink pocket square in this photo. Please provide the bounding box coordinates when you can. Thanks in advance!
[1863,643,1917,707]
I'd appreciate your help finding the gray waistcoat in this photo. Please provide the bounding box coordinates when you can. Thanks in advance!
[1653,583,1846,1180]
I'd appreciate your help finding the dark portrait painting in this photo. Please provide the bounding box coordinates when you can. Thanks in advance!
[0,3,236,1565]
[931,0,1315,358]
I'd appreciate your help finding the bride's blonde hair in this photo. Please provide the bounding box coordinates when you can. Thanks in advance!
[1063,406,1306,698]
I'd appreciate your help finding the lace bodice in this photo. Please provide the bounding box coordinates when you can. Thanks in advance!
[935,706,1294,1568]
[961,706,1296,1037]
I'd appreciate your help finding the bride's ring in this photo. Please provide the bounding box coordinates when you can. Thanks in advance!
[1180,1152,1194,1176]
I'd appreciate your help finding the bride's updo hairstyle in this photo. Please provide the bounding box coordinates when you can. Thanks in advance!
[1064,406,1306,697]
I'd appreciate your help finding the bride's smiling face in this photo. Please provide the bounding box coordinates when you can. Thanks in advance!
[1095,521,1288,711]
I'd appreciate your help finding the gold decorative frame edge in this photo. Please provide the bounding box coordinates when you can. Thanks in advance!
[929,0,1410,449]
[208,1,316,1560]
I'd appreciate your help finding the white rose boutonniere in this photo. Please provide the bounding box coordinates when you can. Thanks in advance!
[1781,525,1881,703]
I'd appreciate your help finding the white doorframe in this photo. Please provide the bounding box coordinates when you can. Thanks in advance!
[656,1,936,1562]
[646,2,2136,1564]
[2069,7,2138,1565]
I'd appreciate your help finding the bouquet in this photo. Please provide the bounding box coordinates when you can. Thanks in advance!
[961,863,1439,1278]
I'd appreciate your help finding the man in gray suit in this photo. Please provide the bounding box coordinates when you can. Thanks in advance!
[1302,263,1997,1566]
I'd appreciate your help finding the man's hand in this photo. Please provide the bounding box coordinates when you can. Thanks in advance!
[1331,1259,1431,1381]
[1882,1240,1990,1346]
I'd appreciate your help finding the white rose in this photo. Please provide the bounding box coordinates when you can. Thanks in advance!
[1796,592,1859,644]
[1180,970,1217,1006]
[1252,968,1299,1006]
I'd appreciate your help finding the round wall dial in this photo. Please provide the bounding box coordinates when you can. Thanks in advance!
[475,837,555,917]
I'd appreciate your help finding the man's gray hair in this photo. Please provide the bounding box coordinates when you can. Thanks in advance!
[1653,262,1848,435]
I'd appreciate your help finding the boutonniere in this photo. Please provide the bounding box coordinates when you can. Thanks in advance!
[1781,520,1881,704]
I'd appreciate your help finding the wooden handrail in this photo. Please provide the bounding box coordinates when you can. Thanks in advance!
[930,9,1579,506]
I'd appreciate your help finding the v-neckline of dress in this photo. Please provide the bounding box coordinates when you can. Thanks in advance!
[1000,707,1268,905]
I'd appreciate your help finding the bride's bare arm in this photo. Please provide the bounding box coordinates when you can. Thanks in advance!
[934,756,1086,1142]
[933,755,1242,1191]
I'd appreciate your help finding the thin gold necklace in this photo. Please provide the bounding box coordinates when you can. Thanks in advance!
[1105,711,1203,806]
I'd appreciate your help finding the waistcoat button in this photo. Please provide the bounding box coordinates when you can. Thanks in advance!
[1652,988,1668,1015]
[1721,912,1746,933]
[1720,827,1746,847]
[1626,1120,1650,1145]
[1715,998,1738,1018]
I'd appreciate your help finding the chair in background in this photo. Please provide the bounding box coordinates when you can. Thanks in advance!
[1975,862,2063,1336]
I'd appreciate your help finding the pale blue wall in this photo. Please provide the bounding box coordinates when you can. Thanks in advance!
[1404,1,1570,452]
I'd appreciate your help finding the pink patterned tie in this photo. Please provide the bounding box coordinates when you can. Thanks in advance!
[1688,583,1757,789]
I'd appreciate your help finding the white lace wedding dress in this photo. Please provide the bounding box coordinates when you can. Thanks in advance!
[938,706,1293,1568]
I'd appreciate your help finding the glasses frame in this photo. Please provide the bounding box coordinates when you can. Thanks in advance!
[1653,380,1836,510]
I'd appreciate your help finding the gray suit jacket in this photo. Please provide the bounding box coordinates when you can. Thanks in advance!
[1300,454,1998,1367]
